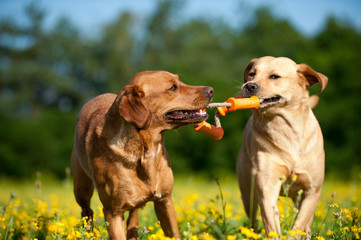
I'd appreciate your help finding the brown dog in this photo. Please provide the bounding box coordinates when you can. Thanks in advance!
[71,71,213,240]
[237,57,328,238]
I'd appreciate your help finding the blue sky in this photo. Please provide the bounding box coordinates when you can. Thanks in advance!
[0,0,360,36]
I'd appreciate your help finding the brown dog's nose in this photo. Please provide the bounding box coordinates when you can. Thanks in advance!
[203,87,213,99]
[244,82,258,97]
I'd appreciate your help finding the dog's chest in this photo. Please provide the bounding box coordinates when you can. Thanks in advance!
[135,190,166,208]
[125,147,172,208]
[254,114,320,164]
[104,164,171,211]
[126,177,170,210]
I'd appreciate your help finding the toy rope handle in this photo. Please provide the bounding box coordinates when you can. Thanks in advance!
[194,96,260,140]
[194,120,224,141]
[217,96,260,116]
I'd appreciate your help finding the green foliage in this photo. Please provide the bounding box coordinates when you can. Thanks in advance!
[0,111,76,178]
[0,1,360,178]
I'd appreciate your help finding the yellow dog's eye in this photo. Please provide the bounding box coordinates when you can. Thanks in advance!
[270,74,281,79]
[169,84,178,91]
[249,72,255,77]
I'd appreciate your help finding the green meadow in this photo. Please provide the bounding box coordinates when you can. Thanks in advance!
[1,174,360,239]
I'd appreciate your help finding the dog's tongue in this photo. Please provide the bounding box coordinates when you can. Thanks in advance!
[234,94,244,99]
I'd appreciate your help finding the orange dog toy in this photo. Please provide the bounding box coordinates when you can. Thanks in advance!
[194,96,260,140]
[217,96,260,116]
[194,121,224,141]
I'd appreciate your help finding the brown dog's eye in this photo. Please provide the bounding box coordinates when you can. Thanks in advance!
[270,74,281,79]
[249,72,255,77]
[169,84,178,91]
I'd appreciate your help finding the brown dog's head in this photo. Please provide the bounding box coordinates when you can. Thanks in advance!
[113,71,213,130]
[242,56,328,110]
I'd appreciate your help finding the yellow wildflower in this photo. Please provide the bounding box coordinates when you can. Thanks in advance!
[84,232,94,238]
[51,208,59,215]
[355,232,360,239]
[351,225,361,233]
[268,231,278,237]
[13,199,21,207]
[288,230,296,237]
[330,203,339,208]
[98,206,104,218]
[191,193,199,200]
[296,229,306,236]
[227,235,237,240]
[287,229,306,237]
[199,232,217,240]
[93,228,102,238]
[315,210,324,218]
[238,226,259,239]
[341,208,353,221]
[280,174,286,181]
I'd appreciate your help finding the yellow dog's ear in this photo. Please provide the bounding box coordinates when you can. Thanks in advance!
[243,58,258,83]
[116,85,151,129]
[297,64,328,93]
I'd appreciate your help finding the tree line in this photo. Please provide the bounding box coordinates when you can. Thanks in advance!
[1,1,360,179]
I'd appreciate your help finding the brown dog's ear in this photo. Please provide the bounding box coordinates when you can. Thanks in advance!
[297,64,328,93]
[243,58,258,82]
[116,85,151,129]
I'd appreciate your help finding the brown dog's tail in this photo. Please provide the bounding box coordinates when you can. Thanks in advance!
[309,95,319,109]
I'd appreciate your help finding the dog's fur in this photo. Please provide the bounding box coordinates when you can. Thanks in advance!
[237,57,328,238]
[71,71,213,240]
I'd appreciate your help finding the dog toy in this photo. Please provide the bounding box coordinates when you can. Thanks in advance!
[194,96,260,140]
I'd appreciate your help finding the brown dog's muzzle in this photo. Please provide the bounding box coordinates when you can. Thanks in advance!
[203,87,214,100]
[165,86,213,123]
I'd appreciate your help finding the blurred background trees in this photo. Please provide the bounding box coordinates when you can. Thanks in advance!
[1,1,360,179]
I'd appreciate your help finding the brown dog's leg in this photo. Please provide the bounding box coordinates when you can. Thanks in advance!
[71,148,94,220]
[154,197,181,239]
[103,208,126,240]
[292,191,321,238]
[126,209,139,240]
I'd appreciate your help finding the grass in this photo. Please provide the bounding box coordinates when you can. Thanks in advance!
[0,172,360,240]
